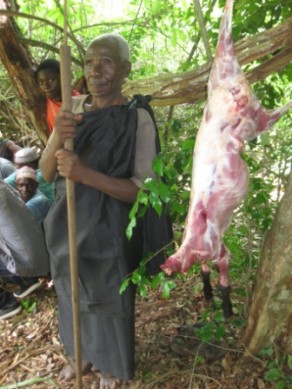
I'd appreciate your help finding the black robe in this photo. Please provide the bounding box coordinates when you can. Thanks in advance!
[44,98,147,379]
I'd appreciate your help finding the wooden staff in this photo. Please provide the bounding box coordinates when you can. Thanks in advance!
[60,1,82,388]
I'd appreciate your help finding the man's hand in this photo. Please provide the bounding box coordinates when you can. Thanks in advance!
[55,149,87,183]
[54,110,83,144]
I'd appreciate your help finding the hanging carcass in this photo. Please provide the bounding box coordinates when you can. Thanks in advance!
[161,0,292,317]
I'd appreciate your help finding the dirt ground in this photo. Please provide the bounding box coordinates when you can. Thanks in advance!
[0,275,279,388]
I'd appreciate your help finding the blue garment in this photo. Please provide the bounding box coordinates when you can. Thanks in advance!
[26,191,51,224]
[4,168,55,205]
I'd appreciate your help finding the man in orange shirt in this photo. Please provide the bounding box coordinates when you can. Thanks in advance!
[35,59,80,135]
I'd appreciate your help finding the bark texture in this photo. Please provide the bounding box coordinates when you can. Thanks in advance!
[0,0,48,145]
[243,173,292,355]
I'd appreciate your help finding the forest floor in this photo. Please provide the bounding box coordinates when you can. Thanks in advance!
[0,273,285,389]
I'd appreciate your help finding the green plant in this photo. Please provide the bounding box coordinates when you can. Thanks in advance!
[21,298,37,313]
[195,309,226,342]
[260,346,292,389]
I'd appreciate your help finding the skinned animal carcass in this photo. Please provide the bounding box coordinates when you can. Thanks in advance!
[161,0,292,317]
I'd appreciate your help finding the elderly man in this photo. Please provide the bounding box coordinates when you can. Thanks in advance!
[15,166,51,224]
[40,33,167,388]
[0,167,50,319]
[4,146,54,204]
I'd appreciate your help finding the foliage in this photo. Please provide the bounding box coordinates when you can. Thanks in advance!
[260,346,292,389]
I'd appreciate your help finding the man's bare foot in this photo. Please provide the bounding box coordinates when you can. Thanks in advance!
[91,373,122,389]
[59,357,92,381]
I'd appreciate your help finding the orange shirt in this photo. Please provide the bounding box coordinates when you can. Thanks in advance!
[46,90,80,135]
[46,98,62,134]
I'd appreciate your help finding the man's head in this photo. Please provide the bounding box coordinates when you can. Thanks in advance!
[88,33,131,62]
[14,147,40,169]
[16,166,38,203]
[84,33,131,99]
[35,59,62,101]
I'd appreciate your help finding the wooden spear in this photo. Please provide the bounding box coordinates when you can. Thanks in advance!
[59,1,82,388]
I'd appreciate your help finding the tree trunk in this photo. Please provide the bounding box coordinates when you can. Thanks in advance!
[243,172,292,355]
[0,0,48,145]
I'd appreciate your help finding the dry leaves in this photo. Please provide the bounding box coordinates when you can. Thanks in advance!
[0,276,274,388]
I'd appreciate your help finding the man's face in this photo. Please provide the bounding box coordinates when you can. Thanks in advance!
[37,69,61,101]
[84,43,130,99]
[16,178,38,202]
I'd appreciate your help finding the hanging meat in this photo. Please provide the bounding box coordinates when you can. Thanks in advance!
[160,0,292,317]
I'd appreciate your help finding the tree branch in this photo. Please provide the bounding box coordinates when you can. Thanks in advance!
[122,17,292,106]
[192,0,212,61]
[0,9,85,56]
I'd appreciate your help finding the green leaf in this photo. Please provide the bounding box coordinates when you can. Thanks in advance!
[215,325,225,340]
[275,381,286,389]
[138,284,149,298]
[137,190,149,205]
[126,217,136,240]
[131,271,142,285]
[264,368,283,382]
[119,278,130,294]
[152,158,165,177]
[151,272,165,288]
[161,279,176,299]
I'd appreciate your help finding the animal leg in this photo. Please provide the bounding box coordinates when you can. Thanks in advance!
[217,245,233,318]
[201,263,213,301]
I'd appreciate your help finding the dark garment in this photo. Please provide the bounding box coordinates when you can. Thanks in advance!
[44,99,146,379]
[44,96,173,379]
[0,258,21,284]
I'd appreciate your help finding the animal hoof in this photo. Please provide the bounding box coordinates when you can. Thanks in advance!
[201,271,213,300]
[218,285,233,318]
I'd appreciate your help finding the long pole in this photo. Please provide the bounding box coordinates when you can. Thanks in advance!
[59,1,82,388]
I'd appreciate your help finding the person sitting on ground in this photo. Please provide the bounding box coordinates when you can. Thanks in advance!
[0,157,15,179]
[0,137,22,162]
[0,167,50,320]
[4,146,54,205]
[0,138,23,179]
[35,59,80,135]
[16,166,51,224]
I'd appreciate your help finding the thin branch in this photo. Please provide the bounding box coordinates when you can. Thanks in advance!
[192,0,213,61]
[53,0,85,60]
[21,38,82,66]
[72,19,135,33]
[0,9,84,55]
[129,0,143,41]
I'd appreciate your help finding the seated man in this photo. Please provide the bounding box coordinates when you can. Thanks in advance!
[16,166,51,224]
[0,138,22,162]
[0,167,50,320]
[0,157,15,179]
[4,146,54,205]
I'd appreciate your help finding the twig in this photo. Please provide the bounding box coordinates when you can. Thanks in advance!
[0,346,61,377]
[192,0,213,61]
[0,377,56,389]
